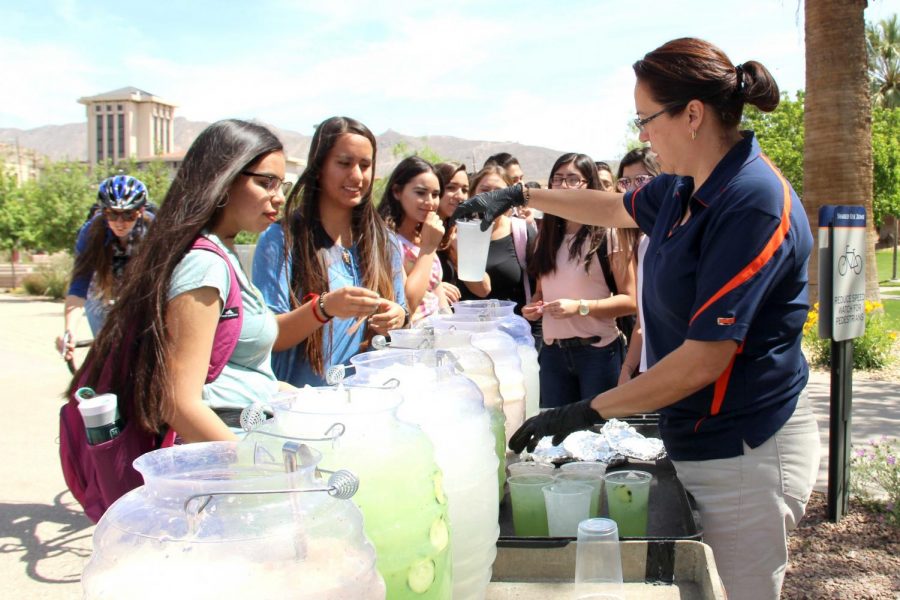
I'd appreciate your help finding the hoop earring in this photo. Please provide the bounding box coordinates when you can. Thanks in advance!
[690,129,697,141]
[217,193,229,208]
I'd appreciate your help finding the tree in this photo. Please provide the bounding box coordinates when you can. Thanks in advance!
[867,14,900,109]
[805,0,878,304]
[742,92,805,197]
[138,159,173,207]
[0,169,38,286]
[871,106,900,226]
[26,161,95,253]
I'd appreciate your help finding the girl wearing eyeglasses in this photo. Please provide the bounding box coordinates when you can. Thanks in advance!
[452,38,819,600]
[57,175,152,361]
[615,147,660,382]
[252,116,408,387]
[69,120,318,442]
[521,153,636,408]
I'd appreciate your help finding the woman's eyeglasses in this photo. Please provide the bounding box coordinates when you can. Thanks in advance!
[104,209,139,222]
[241,171,293,197]
[616,175,654,192]
[550,174,587,188]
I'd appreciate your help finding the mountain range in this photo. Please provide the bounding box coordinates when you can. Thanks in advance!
[0,117,584,181]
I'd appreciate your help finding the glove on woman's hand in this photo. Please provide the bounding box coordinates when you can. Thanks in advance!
[508,398,605,454]
[451,183,527,231]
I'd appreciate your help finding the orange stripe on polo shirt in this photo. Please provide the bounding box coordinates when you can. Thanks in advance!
[688,154,792,326]
[629,184,645,221]
[710,342,744,415]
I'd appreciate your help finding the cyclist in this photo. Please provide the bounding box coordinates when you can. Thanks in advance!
[56,175,152,361]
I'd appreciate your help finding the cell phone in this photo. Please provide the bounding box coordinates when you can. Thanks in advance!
[61,331,71,357]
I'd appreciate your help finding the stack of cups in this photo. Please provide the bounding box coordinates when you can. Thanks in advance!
[575,518,625,599]
[454,219,493,281]
[556,461,607,518]
[543,482,593,537]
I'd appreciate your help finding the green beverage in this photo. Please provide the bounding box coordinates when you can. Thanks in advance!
[604,470,651,537]
[490,406,507,500]
[508,474,553,536]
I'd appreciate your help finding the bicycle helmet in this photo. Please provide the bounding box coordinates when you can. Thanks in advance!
[97,175,148,211]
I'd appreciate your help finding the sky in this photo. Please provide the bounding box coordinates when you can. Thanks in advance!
[2,0,898,161]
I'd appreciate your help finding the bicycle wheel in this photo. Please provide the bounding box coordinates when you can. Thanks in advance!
[838,255,848,276]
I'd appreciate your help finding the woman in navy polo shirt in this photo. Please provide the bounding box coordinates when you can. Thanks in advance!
[453,38,819,600]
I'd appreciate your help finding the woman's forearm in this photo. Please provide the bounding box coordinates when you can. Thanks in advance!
[527,188,637,228]
[63,295,87,333]
[404,251,437,312]
[273,302,323,351]
[592,338,739,417]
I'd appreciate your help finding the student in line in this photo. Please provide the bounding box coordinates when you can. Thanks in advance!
[253,116,408,387]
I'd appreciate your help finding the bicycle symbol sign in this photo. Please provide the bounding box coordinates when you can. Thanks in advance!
[837,245,863,277]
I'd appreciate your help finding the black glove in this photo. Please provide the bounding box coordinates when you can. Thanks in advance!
[508,399,605,454]
[451,183,527,231]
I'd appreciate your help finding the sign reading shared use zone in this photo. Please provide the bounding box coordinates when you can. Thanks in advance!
[818,205,866,342]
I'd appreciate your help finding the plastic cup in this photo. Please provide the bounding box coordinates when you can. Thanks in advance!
[508,474,553,536]
[542,482,592,537]
[604,470,652,537]
[455,219,493,281]
[507,461,556,477]
[554,472,603,518]
[574,518,624,598]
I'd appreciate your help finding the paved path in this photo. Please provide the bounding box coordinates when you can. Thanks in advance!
[0,293,897,598]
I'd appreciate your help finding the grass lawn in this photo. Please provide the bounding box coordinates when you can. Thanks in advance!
[876,250,900,332]
[877,248,899,285]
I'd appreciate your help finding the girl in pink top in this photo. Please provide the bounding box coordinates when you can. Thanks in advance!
[522,153,637,408]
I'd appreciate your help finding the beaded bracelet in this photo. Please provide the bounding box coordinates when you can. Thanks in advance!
[303,293,331,324]
[317,292,334,321]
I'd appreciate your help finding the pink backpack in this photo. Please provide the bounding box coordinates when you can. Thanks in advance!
[59,237,243,522]
[510,216,533,304]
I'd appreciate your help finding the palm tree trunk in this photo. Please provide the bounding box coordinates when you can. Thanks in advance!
[804,0,880,304]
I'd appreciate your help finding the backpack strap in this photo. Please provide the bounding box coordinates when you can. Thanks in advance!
[190,237,243,383]
[510,217,533,304]
[596,235,619,295]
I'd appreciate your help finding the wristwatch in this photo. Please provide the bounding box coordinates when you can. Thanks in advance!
[578,299,589,316]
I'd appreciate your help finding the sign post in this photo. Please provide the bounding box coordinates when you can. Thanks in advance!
[818,205,866,522]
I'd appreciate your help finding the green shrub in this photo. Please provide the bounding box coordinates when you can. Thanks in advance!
[20,254,73,299]
[851,436,900,526]
[803,300,898,370]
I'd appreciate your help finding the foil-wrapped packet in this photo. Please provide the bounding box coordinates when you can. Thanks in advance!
[525,437,571,464]
[521,418,666,464]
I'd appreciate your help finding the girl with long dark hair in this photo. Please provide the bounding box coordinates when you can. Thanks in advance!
[378,156,456,323]
[70,119,324,442]
[57,176,151,360]
[253,116,408,387]
[521,153,636,408]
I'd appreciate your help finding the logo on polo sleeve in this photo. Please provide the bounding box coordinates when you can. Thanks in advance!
[717,316,736,326]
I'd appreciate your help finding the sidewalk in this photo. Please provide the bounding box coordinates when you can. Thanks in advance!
[0,293,897,598]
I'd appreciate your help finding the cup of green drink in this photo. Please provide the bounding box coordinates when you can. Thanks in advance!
[508,474,553,536]
[603,470,652,537]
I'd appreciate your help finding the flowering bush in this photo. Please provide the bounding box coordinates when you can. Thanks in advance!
[850,437,900,526]
[802,301,898,370]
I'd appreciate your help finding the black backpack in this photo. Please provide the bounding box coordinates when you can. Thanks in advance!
[596,237,636,346]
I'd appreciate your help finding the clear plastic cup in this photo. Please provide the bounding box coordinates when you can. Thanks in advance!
[455,219,493,281]
[507,474,553,536]
[554,472,603,518]
[507,461,556,477]
[604,470,652,537]
[575,517,624,598]
[543,482,593,537]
